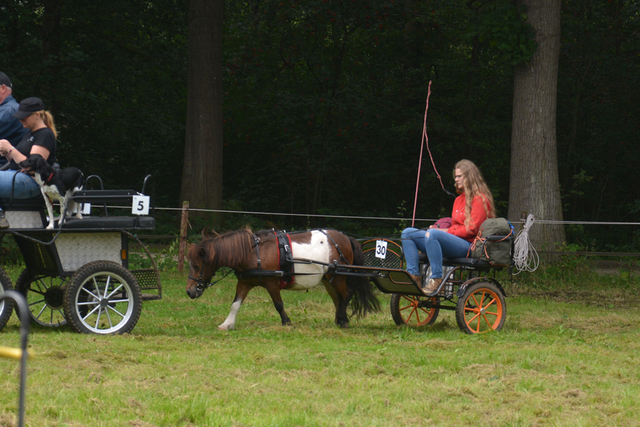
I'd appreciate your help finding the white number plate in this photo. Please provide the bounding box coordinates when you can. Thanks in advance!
[375,240,388,259]
[132,195,150,215]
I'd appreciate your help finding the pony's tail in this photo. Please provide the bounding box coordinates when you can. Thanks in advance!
[347,236,381,318]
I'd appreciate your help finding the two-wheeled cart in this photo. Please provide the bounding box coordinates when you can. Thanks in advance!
[0,175,161,335]
[351,237,512,334]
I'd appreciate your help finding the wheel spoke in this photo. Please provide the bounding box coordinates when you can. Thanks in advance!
[466,311,481,326]
[94,306,103,329]
[35,304,47,320]
[106,304,126,318]
[471,292,484,308]
[405,307,416,322]
[81,283,101,301]
[104,284,124,300]
[30,288,47,297]
[28,298,46,308]
[399,301,414,312]
[104,307,114,328]
[82,303,101,320]
[480,312,494,329]
[482,298,497,311]
[102,276,112,298]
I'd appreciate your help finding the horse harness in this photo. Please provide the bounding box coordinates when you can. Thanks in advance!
[188,264,234,294]
[237,229,350,288]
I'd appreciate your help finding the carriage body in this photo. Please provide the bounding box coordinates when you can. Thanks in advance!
[356,237,511,334]
[0,176,161,335]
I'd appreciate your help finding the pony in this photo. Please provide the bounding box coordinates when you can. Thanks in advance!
[186,228,380,330]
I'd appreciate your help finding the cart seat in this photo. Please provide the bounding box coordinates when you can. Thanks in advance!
[443,257,492,270]
[61,216,155,230]
[419,253,493,271]
[71,189,141,205]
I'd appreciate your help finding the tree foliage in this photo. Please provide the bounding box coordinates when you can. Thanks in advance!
[1,0,639,249]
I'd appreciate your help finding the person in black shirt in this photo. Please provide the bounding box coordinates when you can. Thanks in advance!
[0,97,58,228]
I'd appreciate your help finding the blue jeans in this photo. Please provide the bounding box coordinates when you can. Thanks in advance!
[0,170,41,209]
[401,227,472,278]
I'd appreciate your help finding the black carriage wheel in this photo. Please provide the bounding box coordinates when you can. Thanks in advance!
[455,281,506,334]
[63,261,142,335]
[0,269,14,331]
[15,270,68,328]
[390,293,439,327]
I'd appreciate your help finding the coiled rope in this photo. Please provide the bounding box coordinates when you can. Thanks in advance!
[513,214,539,274]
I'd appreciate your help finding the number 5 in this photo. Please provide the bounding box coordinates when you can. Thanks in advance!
[132,195,150,215]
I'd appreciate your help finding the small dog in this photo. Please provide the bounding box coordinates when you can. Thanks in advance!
[20,154,84,229]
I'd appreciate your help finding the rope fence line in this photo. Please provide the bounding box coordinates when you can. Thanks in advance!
[145,206,640,227]
[114,204,640,271]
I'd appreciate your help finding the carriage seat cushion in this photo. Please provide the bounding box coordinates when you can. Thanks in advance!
[61,216,155,230]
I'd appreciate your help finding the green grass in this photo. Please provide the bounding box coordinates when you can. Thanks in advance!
[1,267,640,426]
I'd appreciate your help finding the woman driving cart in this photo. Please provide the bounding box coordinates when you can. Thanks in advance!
[401,159,496,296]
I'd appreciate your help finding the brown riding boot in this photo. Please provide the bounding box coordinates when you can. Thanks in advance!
[409,273,421,284]
[422,278,443,295]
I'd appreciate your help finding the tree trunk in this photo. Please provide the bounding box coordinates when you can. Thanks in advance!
[180,0,224,224]
[508,0,565,253]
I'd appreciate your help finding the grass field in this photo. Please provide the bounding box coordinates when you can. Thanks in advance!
[1,266,640,426]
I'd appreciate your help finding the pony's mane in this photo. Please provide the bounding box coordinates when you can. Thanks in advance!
[188,228,255,269]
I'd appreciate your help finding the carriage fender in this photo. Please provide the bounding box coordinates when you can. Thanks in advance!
[456,276,507,299]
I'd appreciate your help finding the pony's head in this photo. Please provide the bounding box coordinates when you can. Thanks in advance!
[186,243,216,299]
[185,229,255,299]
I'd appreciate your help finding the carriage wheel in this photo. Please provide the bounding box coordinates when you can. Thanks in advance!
[455,281,506,334]
[15,270,68,328]
[390,293,439,327]
[0,269,14,331]
[63,261,142,335]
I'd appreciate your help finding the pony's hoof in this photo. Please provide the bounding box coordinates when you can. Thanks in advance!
[338,322,350,329]
[218,323,234,331]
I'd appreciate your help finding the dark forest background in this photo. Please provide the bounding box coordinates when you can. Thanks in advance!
[1,0,639,250]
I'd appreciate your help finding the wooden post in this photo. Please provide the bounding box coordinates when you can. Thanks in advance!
[178,201,189,273]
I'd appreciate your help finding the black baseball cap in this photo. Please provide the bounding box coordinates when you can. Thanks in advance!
[13,97,45,119]
[0,72,12,88]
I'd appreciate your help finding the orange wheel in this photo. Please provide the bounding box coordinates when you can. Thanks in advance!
[390,293,439,327]
[455,281,506,334]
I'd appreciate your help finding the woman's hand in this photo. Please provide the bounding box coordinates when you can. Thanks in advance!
[429,225,448,232]
[0,139,13,157]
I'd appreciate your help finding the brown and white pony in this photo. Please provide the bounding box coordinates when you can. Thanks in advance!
[186,228,380,330]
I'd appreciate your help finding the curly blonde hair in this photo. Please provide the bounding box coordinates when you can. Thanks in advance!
[454,159,496,229]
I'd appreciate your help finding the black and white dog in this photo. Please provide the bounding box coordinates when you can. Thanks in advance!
[20,154,84,229]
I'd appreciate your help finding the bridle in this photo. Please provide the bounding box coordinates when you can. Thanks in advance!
[188,266,234,294]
